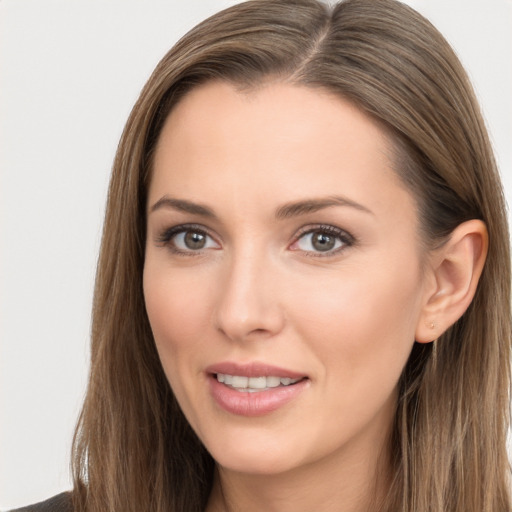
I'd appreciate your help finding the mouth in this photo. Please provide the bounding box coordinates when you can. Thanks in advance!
[206,362,309,416]
[215,373,305,392]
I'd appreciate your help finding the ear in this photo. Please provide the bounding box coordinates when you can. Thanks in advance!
[415,219,488,343]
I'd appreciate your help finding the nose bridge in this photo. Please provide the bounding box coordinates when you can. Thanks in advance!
[214,242,284,341]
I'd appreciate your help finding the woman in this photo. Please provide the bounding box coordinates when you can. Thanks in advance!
[15,0,511,510]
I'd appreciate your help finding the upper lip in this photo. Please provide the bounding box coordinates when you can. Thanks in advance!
[205,361,307,379]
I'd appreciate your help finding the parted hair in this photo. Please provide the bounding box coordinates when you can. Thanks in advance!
[71,1,511,511]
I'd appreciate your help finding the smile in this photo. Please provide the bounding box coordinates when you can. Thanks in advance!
[207,364,309,416]
[216,374,302,392]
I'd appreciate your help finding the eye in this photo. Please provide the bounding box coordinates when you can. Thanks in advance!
[290,226,354,255]
[157,225,220,254]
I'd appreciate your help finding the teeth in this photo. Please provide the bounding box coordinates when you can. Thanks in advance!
[248,376,266,389]
[231,376,248,388]
[216,373,301,390]
[266,376,281,388]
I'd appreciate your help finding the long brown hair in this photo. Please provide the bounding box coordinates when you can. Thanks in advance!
[71,1,511,510]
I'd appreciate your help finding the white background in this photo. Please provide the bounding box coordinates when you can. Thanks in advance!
[1,0,511,508]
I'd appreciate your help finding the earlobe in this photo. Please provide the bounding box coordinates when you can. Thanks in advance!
[415,219,488,343]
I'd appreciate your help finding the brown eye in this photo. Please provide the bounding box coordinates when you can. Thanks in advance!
[184,231,207,250]
[158,226,220,253]
[290,226,353,256]
[311,232,336,252]
[296,230,342,253]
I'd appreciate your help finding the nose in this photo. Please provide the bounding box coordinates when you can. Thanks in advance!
[213,250,285,343]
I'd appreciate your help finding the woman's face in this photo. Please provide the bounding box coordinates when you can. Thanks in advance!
[144,81,431,476]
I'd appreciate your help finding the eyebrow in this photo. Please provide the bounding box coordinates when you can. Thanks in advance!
[275,196,374,220]
[150,196,216,217]
[149,194,373,219]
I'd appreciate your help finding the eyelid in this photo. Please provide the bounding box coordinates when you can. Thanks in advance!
[155,223,221,254]
[154,222,354,257]
[289,224,355,256]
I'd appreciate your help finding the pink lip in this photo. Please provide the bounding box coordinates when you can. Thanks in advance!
[205,361,306,379]
[206,361,309,417]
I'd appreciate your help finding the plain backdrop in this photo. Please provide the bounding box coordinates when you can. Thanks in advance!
[1,0,511,508]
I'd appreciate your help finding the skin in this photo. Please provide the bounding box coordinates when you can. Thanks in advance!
[143,81,444,511]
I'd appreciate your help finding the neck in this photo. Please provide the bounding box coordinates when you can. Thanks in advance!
[205,421,393,512]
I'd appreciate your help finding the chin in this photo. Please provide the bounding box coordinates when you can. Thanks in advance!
[214,450,299,476]
[204,431,306,476]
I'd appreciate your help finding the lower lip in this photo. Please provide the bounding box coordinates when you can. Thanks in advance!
[209,375,308,417]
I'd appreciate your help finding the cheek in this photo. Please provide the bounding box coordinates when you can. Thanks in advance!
[143,264,214,371]
[288,258,422,384]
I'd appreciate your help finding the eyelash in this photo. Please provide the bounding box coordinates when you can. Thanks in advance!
[156,223,217,256]
[155,223,355,257]
[291,224,355,257]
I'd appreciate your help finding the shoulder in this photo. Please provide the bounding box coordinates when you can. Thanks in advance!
[8,492,73,512]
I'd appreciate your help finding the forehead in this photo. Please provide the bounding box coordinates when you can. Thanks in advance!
[149,80,414,221]
[155,80,391,161]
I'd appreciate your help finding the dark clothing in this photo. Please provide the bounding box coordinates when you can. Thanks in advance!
[9,493,72,512]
